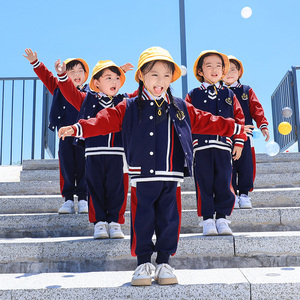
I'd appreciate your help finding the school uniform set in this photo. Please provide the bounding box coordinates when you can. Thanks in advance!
[71,86,244,264]
[58,60,129,238]
[186,82,246,219]
[31,59,88,211]
[228,82,268,199]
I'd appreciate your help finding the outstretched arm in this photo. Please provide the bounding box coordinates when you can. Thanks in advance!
[23,48,38,63]
[120,63,134,73]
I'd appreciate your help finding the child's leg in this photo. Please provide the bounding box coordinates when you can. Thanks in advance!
[104,155,128,225]
[85,155,106,223]
[235,138,254,195]
[73,144,88,201]
[194,149,215,218]
[213,149,235,216]
[58,137,76,201]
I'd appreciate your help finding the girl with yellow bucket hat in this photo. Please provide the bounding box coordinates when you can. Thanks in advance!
[223,55,269,209]
[24,48,89,215]
[186,50,247,237]
[58,46,253,286]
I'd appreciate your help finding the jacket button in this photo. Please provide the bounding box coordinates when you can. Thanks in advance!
[58,116,61,119]
[150,132,154,136]
[150,151,154,155]
[63,106,66,109]
[149,116,153,120]
[150,102,154,106]
[150,169,154,173]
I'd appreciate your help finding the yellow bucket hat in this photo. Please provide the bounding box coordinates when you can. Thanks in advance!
[193,50,229,83]
[89,60,126,92]
[135,46,181,83]
[228,55,244,79]
[64,58,89,83]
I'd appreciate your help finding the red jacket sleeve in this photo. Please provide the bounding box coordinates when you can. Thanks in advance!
[31,60,58,95]
[57,73,86,111]
[186,101,243,137]
[72,99,127,138]
[127,89,139,98]
[249,88,268,129]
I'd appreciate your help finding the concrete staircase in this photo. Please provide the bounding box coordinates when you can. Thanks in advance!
[0,153,300,299]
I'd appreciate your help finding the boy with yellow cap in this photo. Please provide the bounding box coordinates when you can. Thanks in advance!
[186,50,247,236]
[23,48,89,214]
[58,46,253,286]
[55,59,131,240]
[223,55,269,209]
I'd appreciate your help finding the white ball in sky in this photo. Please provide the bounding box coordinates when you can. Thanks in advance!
[181,65,187,76]
[241,7,252,19]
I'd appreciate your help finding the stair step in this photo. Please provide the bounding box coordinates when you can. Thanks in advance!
[1,207,300,238]
[1,232,300,273]
[0,267,299,300]
[1,187,300,214]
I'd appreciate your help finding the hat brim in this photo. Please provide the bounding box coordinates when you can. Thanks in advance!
[89,61,126,93]
[193,50,229,83]
[134,55,181,83]
[228,56,244,79]
[64,58,89,83]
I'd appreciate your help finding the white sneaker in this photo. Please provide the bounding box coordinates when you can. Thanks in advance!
[199,218,218,236]
[155,263,178,285]
[78,200,88,214]
[94,221,109,239]
[108,222,125,239]
[216,218,233,235]
[239,194,252,209]
[131,263,155,286]
[58,200,75,214]
[234,195,240,209]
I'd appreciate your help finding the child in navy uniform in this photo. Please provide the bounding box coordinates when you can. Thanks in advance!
[55,60,130,239]
[224,55,269,208]
[58,47,253,286]
[23,48,88,214]
[186,50,246,236]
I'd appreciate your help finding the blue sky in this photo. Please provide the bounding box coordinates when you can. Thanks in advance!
[1,0,300,154]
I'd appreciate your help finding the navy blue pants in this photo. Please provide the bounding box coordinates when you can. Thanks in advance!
[85,154,128,224]
[131,181,181,265]
[58,137,87,200]
[232,137,255,194]
[194,148,235,217]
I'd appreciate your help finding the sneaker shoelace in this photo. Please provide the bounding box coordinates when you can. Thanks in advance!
[134,263,155,277]
[155,264,175,279]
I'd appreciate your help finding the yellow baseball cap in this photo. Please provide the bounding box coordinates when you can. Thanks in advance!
[64,58,89,83]
[193,50,229,83]
[135,46,181,83]
[89,60,126,92]
[228,55,244,79]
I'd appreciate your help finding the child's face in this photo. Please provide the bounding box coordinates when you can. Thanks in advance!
[67,64,86,87]
[139,61,173,97]
[93,68,121,96]
[224,62,241,85]
[198,54,223,84]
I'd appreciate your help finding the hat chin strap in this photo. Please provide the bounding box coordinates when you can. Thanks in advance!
[202,75,219,94]
[140,73,166,100]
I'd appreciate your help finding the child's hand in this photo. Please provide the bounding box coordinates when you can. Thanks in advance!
[261,128,270,142]
[120,63,134,73]
[23,48,38,63]
[55,59,66,75]
[58,126,74,140]
[232,145,243,161]
[244,125,255,134]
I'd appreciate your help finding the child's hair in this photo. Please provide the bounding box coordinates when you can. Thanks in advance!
[197,53,225,73]
[93,66,121,80]
[66,60,87,73]
[137,60,182,118]
[230,59,241,71]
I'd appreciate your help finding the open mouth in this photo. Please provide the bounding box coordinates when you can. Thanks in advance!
[154,86,163,94]
[110,87,116,91]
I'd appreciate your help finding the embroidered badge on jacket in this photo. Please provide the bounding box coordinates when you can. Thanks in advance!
[225,97,232,105]
[241,93,248,100]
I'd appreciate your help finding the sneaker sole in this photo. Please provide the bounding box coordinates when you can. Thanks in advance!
[240,205,252,209]
[110,234,125,239]
[156,277,178,285]
[131,278,152,286]
[78,210,88,214]
[94,234,109,239]
[203,231,218,236]
[58,211,75,214]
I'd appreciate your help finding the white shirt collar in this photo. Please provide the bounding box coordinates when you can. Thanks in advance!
[202,81,221,89]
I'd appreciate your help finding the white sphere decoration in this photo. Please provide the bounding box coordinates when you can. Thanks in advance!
[281,107,293,118]
[241,7,252,19]
[180,65,187,76]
